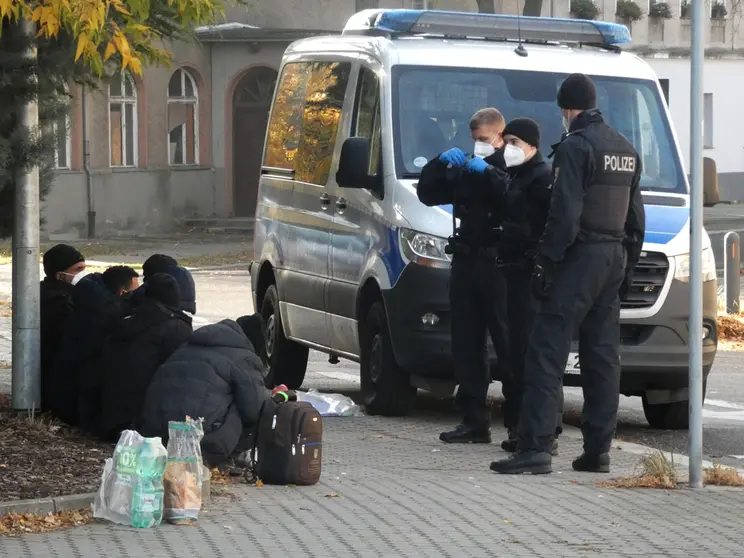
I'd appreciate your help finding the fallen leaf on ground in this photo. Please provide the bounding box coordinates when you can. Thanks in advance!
[324,493,340,498]
[0,510,93,537]
[255,480,264,488]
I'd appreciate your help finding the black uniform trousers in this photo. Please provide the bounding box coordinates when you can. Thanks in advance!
[449,251,510,432]
[517,241,625,455]
[502,267,564,437]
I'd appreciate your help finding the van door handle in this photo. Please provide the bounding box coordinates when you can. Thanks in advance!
[336,197,347,213]
[319,193,331,211]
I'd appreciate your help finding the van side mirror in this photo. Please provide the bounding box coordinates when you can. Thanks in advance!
[703,157,720,207]
[336,137,371,189]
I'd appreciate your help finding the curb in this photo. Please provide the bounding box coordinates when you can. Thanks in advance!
[0,493,95,518]
[0,468,212,519]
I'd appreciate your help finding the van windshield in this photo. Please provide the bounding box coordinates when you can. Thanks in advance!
[392,66,686,194]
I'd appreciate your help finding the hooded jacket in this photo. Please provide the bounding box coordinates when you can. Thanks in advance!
[97,299,193,440]
[138,319,269,466]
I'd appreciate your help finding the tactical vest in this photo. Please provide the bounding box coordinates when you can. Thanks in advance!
[570,123,637,238]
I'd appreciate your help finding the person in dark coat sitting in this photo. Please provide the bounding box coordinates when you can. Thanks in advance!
[142,254,178,282]
[96,274,193,440]
[52,273,127,426]
[138,315,269,467]
[102,265,140,296]
[40,244,86,412]
[162,265,197,315]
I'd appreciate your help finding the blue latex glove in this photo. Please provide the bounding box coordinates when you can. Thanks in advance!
[439,148,467,168]
[466,157,489,174]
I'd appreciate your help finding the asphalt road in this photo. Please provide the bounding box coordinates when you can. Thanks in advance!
[191,267,744,468]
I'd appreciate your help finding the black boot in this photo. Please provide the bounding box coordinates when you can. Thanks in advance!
[490,451,552,475]
[500,431,518,452]
[572,452,610,473]
[440,423,491,444]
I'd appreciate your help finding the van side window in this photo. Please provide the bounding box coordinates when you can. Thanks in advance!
[264,62,312,170]
[353,66,381,177]
[294,61,352,185]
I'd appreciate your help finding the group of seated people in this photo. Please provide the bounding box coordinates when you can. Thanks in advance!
[39,244,271,468]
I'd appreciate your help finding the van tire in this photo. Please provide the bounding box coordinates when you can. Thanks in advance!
[360,301,417,416]
[261,284,309,390]
[641,379,708,430]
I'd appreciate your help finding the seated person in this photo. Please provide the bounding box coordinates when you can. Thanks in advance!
[51,272,128,426]
[40,244,85,412]
[102,265,140,296]
[138,315,269,467]
[162,265,197,315]
[97,274,193,441]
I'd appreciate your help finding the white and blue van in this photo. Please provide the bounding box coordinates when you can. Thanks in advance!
[250,9,719,428]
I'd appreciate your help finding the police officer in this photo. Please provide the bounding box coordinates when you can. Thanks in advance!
[490,74,646,475]
[495,118,564,455]
[417,107,511,444]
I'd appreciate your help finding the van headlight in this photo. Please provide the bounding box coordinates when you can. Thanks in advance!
[674,247,716,283]
[399,228,451,268]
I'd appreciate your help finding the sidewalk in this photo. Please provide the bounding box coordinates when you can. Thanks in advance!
[1,413,742,557]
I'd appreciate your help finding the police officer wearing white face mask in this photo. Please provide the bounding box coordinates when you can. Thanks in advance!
[417,108,512,444]
[492,118,564,455]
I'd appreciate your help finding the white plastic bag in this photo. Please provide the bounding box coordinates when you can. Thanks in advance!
[164,417,205,524]
[92,430,144,525]
[296,389,364,417]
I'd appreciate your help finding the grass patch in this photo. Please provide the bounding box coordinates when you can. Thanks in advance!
[703,464,744,487]
[598,450,678,489]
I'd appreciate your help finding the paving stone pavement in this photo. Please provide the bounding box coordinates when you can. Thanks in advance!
[1,413,742,557]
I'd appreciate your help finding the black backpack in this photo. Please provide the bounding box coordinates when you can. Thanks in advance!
[250,399,323,485]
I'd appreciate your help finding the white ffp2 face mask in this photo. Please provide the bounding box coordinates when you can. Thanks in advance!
[504,144,527,168]
[70,270,91,286]
[473,141,496,159]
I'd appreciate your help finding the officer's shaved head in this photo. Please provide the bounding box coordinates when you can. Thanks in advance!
[469,108,505,131]
[469,108,505,149]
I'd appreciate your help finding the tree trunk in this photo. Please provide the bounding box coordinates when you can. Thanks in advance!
[522,0,544,16]
[476,0,495,13]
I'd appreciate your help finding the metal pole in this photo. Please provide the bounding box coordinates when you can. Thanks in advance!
[12,19,41,411]
[81,85,95,238]
[688,0,705,489]
[724,231,740,314]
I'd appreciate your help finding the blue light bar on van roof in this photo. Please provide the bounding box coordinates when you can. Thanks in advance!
[342,9,631,47]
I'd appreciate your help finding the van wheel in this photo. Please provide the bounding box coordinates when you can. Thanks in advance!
[642,378,708,430]
[261,284,308,390]
[360,301,416,416]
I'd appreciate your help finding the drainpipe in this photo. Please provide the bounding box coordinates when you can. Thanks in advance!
[81,85,95,238]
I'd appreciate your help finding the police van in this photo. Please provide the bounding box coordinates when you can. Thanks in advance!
[250,9,719,429]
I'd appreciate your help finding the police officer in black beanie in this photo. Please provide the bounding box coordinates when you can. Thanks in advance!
[491,74,646,475]
[495,118,564,455]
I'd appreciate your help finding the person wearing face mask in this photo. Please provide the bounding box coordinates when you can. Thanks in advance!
[492,118,564,455]
[40,244,86,412]
[491,74,646,476]
[417,107,512,444]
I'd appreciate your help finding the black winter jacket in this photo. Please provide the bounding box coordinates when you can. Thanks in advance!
[50,274,127,426]
[498,152,554,265]
[417,150,509,246]
[40,278,75,412]
[98,299,193,440]
[138,319,269,466]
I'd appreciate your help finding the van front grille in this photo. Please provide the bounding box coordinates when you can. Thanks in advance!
[621,251,669,310]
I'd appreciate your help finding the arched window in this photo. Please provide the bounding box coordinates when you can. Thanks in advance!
[168,69,199,165]
[109,72,138,167]
[52,87,71,169]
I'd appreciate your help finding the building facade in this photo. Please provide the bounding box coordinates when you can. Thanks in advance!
[44,0,744,235]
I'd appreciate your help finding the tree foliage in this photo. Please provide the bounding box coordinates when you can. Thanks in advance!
[0,0,227,75]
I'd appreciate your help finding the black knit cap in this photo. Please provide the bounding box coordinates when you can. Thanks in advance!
[43,244,85,278]
[502,118,541,148]
[557,73,597,110]
[142,254,178,281]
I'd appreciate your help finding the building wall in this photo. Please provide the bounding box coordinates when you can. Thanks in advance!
[44,41,215,235]
[645,56,744,200]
